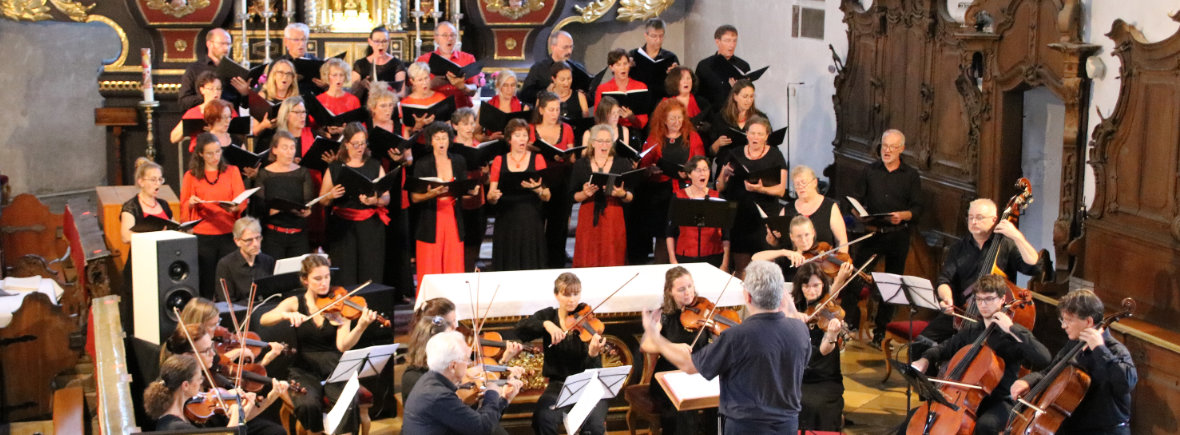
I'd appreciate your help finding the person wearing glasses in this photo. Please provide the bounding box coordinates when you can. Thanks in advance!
[120,157,173,244]
[280,23,323,93]
[318,122,390,285]
[569,124,633,267]
[909,274,1050,435]
[910,197,1042,359]
[178,28,250,112]
[415,21,481,108]
[214,217,276,304]
[182,133,249,300]
[352,26,406,99]
[846,129,924,347]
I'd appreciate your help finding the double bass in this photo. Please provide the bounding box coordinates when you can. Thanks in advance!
[957,178,1036,331]
[1007,298,1136,435]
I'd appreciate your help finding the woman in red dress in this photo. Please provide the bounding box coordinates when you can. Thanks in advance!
[411,121,478,281]
[180,133,247,299]
[666,156,730,270]
[570,124,633,267]
[663,66,710,122]
[633,99,706,264]
[530,91,577,268]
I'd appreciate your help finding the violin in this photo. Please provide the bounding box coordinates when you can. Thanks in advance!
[804,302,850,349]
[212,326,295,361]
[211,353,306,394]
[1007,298,1136,435]
[314,286,392,327]
[803,242,874,283]
[679,297,742,336]
[183,388,243,424]
[471,329,541,360]
[956,178,1036,331]
[562,304,606,343]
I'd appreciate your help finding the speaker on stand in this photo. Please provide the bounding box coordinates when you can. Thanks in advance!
[130,231,199,345]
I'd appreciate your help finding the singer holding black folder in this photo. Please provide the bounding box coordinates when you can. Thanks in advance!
[694,24,750,109]
[351,26,406,98]
[582,96,634,150]
[594,48,649,129]
[120,158,173,244]
[715,116,786,276]
[319,122,389,285]
[313,58,362,138]
[170,72,222,146]
[415,21,480,108]
[250,60,299,138]
[256,131,314,257]
[666,156,730,269]
[570,124,633,267]
[549,62,589,120]
[182,133,248,300]
[487,118,550,271]
[664,66,709,122]
[450,108,490,271]
[705,79,765,161]
[412,122,477,280]
[629,18,680,102]
[400,62,450,136]
[530,91,578,268]
[635,99,706,264]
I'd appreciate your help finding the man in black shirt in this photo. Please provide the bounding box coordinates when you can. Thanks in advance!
[694,24,749,109]
[278,23,325,94]
[642,260,810,434]
[1010,289,1137,434]
[214,217,275,303]
[178,28,250,112]
[847,129,923,346]
[910,274,1051,435]
[628,18,680,102]
[514,272,609,435]
[519,30,588,105]
[402,330,522,435]
[911,197,1041,358]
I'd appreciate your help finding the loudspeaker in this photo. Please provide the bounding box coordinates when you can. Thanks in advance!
[131,231,198,344]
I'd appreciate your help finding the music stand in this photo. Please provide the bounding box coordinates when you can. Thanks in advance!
[873,272,939,412]
[554,365,631,435]
[668,198,738,259]
[889,359,960,433]
[325,343,399,384]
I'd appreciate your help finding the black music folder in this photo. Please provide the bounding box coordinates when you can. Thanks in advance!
[427,52,483,78]
[535,139,587,161]
[338,165,397,197]
[498,167,556,191]
[130,216,202,233]
[401,98,456,129]
[449,139,507,170]
[478,104,532,133]
[298,137,340,172]
[302,94,370,127]
[734,65,769,82]
[588,168,646,190]
[405,177,482,196]
[601,88,653,115]
[246,91,281,122]
[221,145,269,168]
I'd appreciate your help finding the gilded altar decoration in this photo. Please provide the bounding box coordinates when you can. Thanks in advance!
[616,0,672,22]
[144,0,210,19]
[485,0,544,20]
[572,0,612,21]
[1,0,93,22]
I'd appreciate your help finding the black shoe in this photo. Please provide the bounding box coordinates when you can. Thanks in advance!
[870,335,884,349]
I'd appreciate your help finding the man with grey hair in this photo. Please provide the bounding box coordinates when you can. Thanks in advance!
[641,260,810,434]
[415,21,482,107]
[178,28,250,112]
[519,30,589,105]
[214,216,275,303]
[280,23,324,93]
[402,330,522,434]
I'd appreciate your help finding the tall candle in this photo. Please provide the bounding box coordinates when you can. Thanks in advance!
[286,0,293,14]
[141,48,154,103]
[416,0,421,14]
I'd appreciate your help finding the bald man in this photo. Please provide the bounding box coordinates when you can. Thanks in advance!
[178,28,250,112]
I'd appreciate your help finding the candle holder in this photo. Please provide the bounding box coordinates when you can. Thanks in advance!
[412,9,424,59]
[262,4,274,63]
[138,100,161,161]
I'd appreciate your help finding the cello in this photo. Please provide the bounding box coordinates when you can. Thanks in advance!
[957,178,1037,331]
[1006,298,1136,435]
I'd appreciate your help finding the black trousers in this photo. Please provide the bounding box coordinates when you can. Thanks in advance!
[723,415,798,434]
[533,381,609,435]
[326,215,386,286]
[461,206,487,271]
[850,228,910,338]
[910,313,957,365]
[384,207,414,299]
[261,229,309,259]
[543,174,573,268]
[196,233,236,300]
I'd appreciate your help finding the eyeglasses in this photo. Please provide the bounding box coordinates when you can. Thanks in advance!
[238,235,262,243]
[271,70,294,77]
[882,143,904,151]
[967,214,996,222]
[974,295,1000,304]
[290,110,307,115]
[370,39,389,44]
[348,141,368,147]
[142,177,165,184]
[793,178,814,187]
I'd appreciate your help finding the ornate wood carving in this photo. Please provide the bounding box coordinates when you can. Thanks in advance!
[1083,18,1180,328]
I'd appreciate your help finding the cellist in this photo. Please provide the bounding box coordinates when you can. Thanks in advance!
[1009,289,1138,434]
[909,274,1051,434]
[912,198,1042,358]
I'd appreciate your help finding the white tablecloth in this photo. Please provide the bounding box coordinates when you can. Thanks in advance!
[416,263,744,321]
[0,276,64,328]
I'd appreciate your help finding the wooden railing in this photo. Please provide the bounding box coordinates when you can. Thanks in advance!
[92,295,137,434]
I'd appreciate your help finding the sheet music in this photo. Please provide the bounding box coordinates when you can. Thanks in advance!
[325,343,398,383]
[662,371,720,400]
[872,272,940,310]
[324,372,360,435]
[230,187,261,204]
[564,371,605,435]
[847,196,869,216]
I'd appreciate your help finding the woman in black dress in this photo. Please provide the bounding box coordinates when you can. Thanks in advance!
[144,354,239,431]
[259,254,378,434]
[790,262,852,432]
[704,79,765,164]
[351,25,406,99]
[486,118,550,270]
[257,130,315,257]
[548,62,589,120]
[715,116,787,276]
[318,122,389,285]
[781,164,847,250]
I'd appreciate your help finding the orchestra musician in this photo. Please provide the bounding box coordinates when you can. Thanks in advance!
[319,122,390,285]
[847,129,923,348]
[666,156,730,270]
[569,124,634,267]
[593,48,649,129]
[400,62,449,136]
[352,26,406,98]
[520,30,586,105]
[412,121,479,279]
[513,272,609,435]
[636,98,706,264]
[487,118,550,271]
[145,354,242,430]
[753,215,819,280]
[119,157,171,245]
[911,198,1041,358]
[663,66,709,123]
[259,254,379,434]
[549,62,589,120]
[640,266,715,435]
[715,116,787,276]
[641,260,810,434]
[450,108,487,271]
[182,132,248,300]
[1010,289,1138,434]
[704,79,764,161]
[214,217,275,304]
[255,131,315,257]
[789,262,852,432]
[415,21,480,108]
[629,18,680,102]
[314,58,361,138]
[401,331,523,434]
[694,24,749,109]
[909,274,1051,435]
[177,297,285,368]
[178,28,248,112]
[530,91,577,268]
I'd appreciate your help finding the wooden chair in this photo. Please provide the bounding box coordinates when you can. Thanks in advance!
[880,320,928,382]
[621,351,662,435]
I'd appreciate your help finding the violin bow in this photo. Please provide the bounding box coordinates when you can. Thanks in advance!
[172,307,232,413]
[220,278,241,333]
[689,270,736,348]
[303,280,373,320]
[562,272,640,334]
[476,284,502,333]
[465,270,487,371]
[804,255,875,323]
[231,283,260,392]
[797,232,874,266]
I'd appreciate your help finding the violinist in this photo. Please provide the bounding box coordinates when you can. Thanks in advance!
[259,254,379,434]
[638,266,716,435]
[909,274,1050,435]
[1010,289,1137,434]
[178,297,285,368]
[641,260,810,434]
[789,262,853,432]
[402,298,524,400]
[402,331,523,435]
[214,217,276,304]
[513,272,609,435]
[145,354,241,430]
[912,198,1041,357]
[752,215,818,280]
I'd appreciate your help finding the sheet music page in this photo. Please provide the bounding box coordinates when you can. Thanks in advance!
[564,371,605,435]
[663,371,720,400]
[324,372,360,434]
[846,196,869,216]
